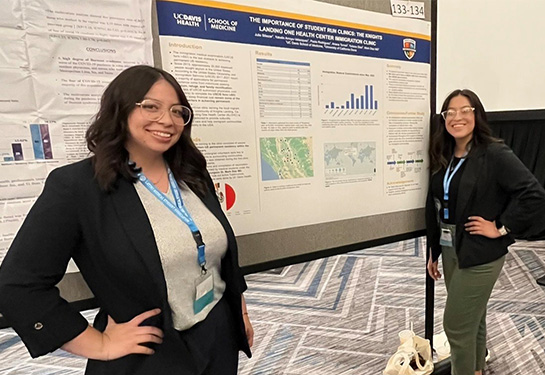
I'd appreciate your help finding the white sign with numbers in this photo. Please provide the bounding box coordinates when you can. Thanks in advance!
[390,0,425,19]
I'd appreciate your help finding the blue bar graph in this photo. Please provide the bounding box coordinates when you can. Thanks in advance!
[30,124,45,159]
[325,85,378,110]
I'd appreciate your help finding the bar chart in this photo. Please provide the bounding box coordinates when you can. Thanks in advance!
[30,124,53,160]
[2,124,54,162]
[324,84,378,110]
[319,77,380,118]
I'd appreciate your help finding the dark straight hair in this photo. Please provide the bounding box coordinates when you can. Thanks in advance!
[86,65,208,196]
[429,88,501,173]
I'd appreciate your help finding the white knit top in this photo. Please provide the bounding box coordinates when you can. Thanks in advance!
[135,181,227,330]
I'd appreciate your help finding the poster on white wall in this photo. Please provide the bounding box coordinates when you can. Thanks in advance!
[156,0,431,236]
[0,0,154,265]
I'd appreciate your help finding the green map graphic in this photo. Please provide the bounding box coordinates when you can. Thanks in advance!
[260,137,314,180]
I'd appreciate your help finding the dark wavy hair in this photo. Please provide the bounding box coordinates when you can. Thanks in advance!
[86,65,207,196]
[429,88,501,173]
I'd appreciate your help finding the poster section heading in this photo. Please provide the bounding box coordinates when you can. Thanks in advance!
[156,1,430,63]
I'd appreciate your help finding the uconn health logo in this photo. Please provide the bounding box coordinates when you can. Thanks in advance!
[172,12,202,27]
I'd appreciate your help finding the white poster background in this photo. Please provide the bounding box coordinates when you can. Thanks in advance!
[0,0,154,264]
[158,0,431,236]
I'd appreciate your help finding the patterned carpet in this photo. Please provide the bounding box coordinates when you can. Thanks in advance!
[1,238,544,374]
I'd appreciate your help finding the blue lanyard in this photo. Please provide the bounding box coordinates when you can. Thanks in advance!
[442,157,466,220]
[137,168,207,272]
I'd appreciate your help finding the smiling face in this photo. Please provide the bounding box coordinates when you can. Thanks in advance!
[444,94,475,148]
[125,79,184,160]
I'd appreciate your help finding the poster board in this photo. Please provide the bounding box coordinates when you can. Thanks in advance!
[155,0,431,266]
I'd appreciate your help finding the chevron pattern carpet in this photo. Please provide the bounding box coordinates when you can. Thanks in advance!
[1,239,544,374]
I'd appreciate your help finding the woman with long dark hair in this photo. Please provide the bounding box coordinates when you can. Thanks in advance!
[0,65,253,374]
[426,89,545,375]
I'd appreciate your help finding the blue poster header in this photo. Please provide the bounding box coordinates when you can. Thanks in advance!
[157,1,430,64]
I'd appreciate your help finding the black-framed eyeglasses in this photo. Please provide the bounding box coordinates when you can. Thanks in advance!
[440,106,475,121]
[135,99,192,126]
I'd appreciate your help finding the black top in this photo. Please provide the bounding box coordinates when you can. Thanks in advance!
[431,157,467,225]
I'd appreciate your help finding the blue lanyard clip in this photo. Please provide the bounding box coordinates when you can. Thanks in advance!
[192,231,207,271]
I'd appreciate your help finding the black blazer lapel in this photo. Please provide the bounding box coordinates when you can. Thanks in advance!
[203,192,230,233]
[455,147,486,224]
[109,178,168,303]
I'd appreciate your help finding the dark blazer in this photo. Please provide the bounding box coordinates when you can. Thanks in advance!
[426,142,545,268]
[0,158,251,374]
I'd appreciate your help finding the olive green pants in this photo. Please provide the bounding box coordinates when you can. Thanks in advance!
[441,245,505,375]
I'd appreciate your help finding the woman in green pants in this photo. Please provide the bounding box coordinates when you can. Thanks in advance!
[425,89,545,375]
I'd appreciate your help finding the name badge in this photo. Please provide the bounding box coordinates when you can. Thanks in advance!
[440,228,453,247]
[439,221,456,248]
[194,273,214,314]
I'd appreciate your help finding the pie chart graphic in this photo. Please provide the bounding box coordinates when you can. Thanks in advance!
[215,182,236,211]
[224,183,236,210]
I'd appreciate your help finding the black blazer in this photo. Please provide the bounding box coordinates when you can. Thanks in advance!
[0,159,251,374]
[426,142,545,268]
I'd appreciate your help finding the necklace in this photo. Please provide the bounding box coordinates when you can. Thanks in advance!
[149,168,167,185]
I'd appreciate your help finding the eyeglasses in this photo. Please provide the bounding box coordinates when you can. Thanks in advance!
[135,99,192,126]
[440,106,475,120]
